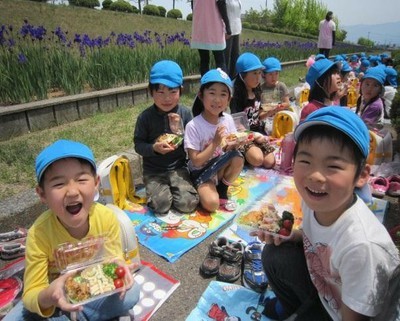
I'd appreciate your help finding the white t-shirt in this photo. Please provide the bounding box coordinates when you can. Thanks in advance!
[302,196,399,320]
[318,19,336,49]
[184,112,237,171]
[226,0,242,36]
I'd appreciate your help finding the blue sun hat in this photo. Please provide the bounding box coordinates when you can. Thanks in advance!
[294,106,369,158]
[305,58,338,88]
[385,67,398,88]
[235,52,264,74]
[314,54,326,61]
[149,60,183,88]
[341,61,353,73]
[262,57,281,73]
[350,54,358,62]
[362,66,386,86]
[360,59,370,68]
[201,68,233,94]
[35,140,96,182]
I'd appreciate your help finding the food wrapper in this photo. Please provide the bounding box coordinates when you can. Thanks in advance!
[156,133,183,148]
[64,259,126,307]
[235,203,296,239]
[221,131,255,147]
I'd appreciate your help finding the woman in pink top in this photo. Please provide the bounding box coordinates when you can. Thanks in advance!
[300,59,342,121]
[191,0,231,76]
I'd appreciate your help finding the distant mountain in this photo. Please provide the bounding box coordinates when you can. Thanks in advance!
[342,21,400,47]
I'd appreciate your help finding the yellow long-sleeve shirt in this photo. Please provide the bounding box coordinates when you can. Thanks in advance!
[22,202,123,317]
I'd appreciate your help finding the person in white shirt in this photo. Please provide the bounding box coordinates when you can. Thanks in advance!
[224,0,242,79]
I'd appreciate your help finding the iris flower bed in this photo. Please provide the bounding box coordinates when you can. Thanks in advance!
[0,20,360,105]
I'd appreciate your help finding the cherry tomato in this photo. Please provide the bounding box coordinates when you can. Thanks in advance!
[114,278,124,289]
[115,266,126,278]
[282,219,293,230]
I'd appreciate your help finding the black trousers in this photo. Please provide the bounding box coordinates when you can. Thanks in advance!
[198,49,227,76]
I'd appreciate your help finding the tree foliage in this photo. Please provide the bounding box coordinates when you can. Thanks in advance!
[357,37,375,47]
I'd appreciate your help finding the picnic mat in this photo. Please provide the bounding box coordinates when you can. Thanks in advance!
[125,168,284,263]
[132,260,180,321]
[186,280,275,321]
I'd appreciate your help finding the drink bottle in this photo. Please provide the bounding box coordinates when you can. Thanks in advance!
[280,132,296,173]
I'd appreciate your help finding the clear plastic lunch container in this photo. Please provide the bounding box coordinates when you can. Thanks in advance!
[235,202,295,240]
[55,236,127,306]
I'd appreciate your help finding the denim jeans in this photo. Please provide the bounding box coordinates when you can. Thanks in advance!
[262,241,332,321]
[3,282,140,321]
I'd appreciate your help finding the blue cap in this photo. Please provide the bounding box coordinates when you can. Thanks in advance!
[201,68,233,94]
[149,60,183,88]
[314,54,326,61]
[341,62,352,73]
[362,66,386,86]
[262,57,281,73]
[334,55,344,62]
[385,67,398,87]
[306,59,337,88]
[350,54,358,62]
[236,52,264,74]
[360,59,370,68]
[294,107,370,158]
[35,140,96,182]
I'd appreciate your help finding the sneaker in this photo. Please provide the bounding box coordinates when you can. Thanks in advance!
[387,175,400,197]
[369,176,389,198]
[242,242,268,293]
[200,237,229,278]
[217,241,244,283]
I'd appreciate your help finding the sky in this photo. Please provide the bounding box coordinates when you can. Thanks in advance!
[148,0,400,26]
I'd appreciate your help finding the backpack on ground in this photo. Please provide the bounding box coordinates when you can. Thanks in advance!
[271,110,299,139]
[97,155,146,210]
[106,204,141,270]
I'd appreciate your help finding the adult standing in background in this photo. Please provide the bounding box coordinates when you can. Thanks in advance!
[224,0,242,79]
[191,0,231,76]
[317,11,336,58]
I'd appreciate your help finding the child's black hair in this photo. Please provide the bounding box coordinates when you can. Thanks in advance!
[230,73,262,113]
[148,83,182,95]
[355,78,385,117]
[293,125,366,179]
[192,82,230,117]
[309,65,340,102]
[38,158,97,188]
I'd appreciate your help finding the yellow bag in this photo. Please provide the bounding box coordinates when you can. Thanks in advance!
[98,155,146,210]
[272,111,299,139]
[367,129,393,165]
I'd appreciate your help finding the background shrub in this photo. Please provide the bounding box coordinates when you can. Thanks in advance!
[167,9,182,19]
[102,0,112,10]
[109,0,133,13]
[157,6,166,17]
[69,0,99,9]
[142,4,160,16]
[186,13,192,21]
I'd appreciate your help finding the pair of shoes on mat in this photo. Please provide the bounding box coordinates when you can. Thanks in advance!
[199,236,244,283]
[0,228,27,243]
[242,241,268,293]
[370,175,400,198]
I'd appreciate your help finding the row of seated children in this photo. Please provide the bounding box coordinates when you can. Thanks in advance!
[134,51,296,215]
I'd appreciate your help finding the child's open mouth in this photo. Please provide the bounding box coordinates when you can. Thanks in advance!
[66,203,83,215]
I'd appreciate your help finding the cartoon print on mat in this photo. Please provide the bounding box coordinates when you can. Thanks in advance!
[208,303,242,321]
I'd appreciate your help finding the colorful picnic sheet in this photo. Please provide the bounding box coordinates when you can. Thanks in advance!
[186,280,275,321]
[125,168,284,263]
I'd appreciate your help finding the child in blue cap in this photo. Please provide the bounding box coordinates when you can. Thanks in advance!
[261,56,291,112]
[229,52,276,169]
[134,60,199,216]
[301,58,342,121]
[253,107,399,320]
[3,140,140,321]
[356,66,386,128]
[184,68,244,212]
